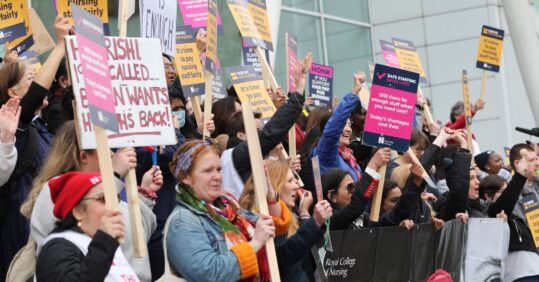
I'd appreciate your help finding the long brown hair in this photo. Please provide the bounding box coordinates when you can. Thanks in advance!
[20,121,83,218]
[0,62,26,104]
[239,159,299,235]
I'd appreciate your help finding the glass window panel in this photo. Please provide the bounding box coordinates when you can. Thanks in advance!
[274,11,324,92]
[323,0,369,23]
[282,0,320,12]
[325,19,372,97]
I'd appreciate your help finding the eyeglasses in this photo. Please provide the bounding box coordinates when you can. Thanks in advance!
[80,193,121,204]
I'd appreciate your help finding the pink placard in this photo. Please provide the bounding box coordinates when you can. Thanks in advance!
[179,0,222,29]
[364,84,416,140]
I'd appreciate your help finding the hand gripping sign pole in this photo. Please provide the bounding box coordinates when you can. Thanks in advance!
[242,102,281,282]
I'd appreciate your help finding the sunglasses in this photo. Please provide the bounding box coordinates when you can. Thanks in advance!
[330,183,356,195]
[81,193,121,204]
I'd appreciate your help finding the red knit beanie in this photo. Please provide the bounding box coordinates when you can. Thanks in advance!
[48,172,103,219]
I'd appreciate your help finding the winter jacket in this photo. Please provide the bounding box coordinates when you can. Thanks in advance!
[437,149,472,221]
[487,173,537,253]
[276,218,325,282]
[0,138,16,187]
[311,93,361,181]
[36,230,129,281]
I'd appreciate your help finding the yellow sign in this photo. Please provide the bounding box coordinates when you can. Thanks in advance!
[227,65,275,119]
[0,0,26,43]
[175,26,206,97]
[476,25,504,72]
[523,194,539,251]
[227,0,265,48]
[205,0,218,75]
[247,0,272,51]
[6,0,32,53]
[57,0,109,25]
[392,37,427,82]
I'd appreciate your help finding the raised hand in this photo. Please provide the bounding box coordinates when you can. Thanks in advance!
[112,147,137,177]
[0,98,21,143]
[54,15,71,44]
[367,147,391,171]
[99,209,125,240]
[195,28,207,54]
[250,214,275,251]
[352,71,366,95]
[141,166,164,192]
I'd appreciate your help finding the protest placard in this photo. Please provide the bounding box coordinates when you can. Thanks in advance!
[175,25,206,97]
[522,194,539,251]
[227,65,275,120]
[139,0,176,57]
[392,38,427,84]
[227,0,265,49]
[242,42,269,76]
[72,3,120,216]
[362,64,419,152]
[6,0,33,55]
[72,5,117,133]
[178,0,223,34]
[66,35,177,149]
[246,0,272,51]
[27,9,55,55]
[0,0,26,44]
[57,0,109,29]
[309,63,333,108]
[476,25,504,73]
[286,32,298,94]
[380,40,400,68]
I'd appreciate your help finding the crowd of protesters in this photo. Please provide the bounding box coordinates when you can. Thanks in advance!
[0,13,539,282]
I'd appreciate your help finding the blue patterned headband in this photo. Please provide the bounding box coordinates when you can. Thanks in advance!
[173,141,210,178]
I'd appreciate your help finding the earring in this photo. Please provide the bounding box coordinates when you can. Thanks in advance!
[77,221,82,227]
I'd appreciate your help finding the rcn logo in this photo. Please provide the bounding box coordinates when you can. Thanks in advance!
[378,135,385,144]
[0,31,4,39]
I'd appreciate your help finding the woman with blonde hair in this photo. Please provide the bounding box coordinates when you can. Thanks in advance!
[240,159,332,281]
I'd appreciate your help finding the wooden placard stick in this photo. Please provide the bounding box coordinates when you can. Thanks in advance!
[479,70,488,101]
[369,163,387,222]
[285,32,291,94]
[288,126,296,158]
[94,126,120,210]
[116,5,147,256]
[118,0,129,37]
[462,70,475,159]
[254,46,278,91]
[203,71,214,139]
[417,87,435,126]
[124,169,147,257]
[280,148,305,187]
[190,96,203,129]
[242,103,281,282]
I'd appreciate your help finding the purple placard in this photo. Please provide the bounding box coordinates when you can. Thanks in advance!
[362,64,419,152]
[179,0,224,34]
[309,63,333,108]
[242,39,269,76]
[287,32,298,93]
[73,4,118,132]
[380,40,401,68]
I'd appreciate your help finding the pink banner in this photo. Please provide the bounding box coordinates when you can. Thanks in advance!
[287,33,298,93]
